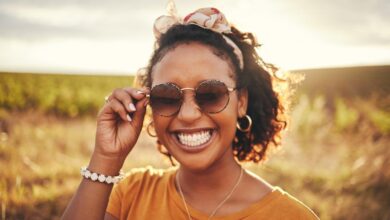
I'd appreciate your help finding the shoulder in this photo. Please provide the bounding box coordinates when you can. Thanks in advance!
[267,187,320,219]
[114,166,176,195]
[107,166,177,218]
[122,166,173,182]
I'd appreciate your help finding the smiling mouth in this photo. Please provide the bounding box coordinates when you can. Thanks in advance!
[175,130,213,147]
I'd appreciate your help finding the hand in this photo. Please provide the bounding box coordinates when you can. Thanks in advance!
[93,87,149,163]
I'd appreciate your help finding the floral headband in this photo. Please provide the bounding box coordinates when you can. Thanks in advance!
[153,7,244,70]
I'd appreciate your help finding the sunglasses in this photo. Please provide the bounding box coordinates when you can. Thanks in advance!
[145,80,237,117]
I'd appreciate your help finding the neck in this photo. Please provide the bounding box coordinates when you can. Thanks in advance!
[177,151,242,198]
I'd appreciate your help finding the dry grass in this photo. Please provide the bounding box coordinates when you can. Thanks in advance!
[1,93,389,219]
[1,68,389,219]
[0,110,171,220]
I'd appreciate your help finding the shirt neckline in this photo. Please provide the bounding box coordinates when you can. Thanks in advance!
[167,169,283,220]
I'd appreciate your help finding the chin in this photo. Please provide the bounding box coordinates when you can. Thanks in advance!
[160,127,235,172]
[172,146,234,173]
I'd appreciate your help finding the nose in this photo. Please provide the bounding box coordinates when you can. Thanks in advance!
[176,91,202,123]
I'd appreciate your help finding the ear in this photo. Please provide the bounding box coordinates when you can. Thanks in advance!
[237,88,248,118]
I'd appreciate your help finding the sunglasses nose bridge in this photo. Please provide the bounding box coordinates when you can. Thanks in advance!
[180,87,196,92]
[177,88,201,112]
[180,87,197,101]
[176,95,202,122]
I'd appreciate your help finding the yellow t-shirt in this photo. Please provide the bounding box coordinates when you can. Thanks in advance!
[107,167,319,220]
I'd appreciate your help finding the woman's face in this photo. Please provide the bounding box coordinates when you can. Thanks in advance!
[150,42,248,171]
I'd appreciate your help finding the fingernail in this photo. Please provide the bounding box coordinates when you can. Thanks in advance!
[127,114,132,122]
[129,103,136,111]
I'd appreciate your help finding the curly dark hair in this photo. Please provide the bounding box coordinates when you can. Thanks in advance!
[138,24,289,163]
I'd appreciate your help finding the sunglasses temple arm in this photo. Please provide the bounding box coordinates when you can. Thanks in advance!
[136,90,150,98]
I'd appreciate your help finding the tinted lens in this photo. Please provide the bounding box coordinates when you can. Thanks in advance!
[150,83,182,116]
[196,80,229,113]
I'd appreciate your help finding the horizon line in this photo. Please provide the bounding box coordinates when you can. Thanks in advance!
[1,63,389,76]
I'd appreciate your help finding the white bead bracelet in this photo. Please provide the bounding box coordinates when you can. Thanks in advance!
[80,166,124,184]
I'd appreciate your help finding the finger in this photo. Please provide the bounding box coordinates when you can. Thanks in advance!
[123,87,150,101]
[123,87,150,116]
[112,88,136,113]
[130,97,148,130]
[109,99,132,122]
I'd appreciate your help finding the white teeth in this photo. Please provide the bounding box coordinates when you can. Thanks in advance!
[177,130,211,147]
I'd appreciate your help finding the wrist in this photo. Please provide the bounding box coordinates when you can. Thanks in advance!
[80,166,124,184]
[88,152,125,176]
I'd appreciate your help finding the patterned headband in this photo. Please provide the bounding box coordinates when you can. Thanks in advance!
[153,7,244,70]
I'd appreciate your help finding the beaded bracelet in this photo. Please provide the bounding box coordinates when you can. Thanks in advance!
[80,166,124,184]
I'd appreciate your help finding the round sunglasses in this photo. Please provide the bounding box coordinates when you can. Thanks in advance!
[145,80,237,117]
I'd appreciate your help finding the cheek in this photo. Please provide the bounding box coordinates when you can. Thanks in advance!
[226,95,240,120]
[152,116,178,155]
[215,98,239,137]
[152,115,171,142]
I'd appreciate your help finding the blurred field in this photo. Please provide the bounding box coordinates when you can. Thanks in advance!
[0,73,134,117]
[0,66,389,220]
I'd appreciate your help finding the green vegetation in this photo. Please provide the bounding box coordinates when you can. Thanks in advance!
[0,73,134,117]
[0,67,389,220]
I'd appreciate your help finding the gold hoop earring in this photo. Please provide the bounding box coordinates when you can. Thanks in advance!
[236,115,252,132]
[147,121,157,137]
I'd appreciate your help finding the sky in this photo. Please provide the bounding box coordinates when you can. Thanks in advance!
[0,0,389,74]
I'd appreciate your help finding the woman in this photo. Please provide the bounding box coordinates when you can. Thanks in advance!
[62,7,319,220]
